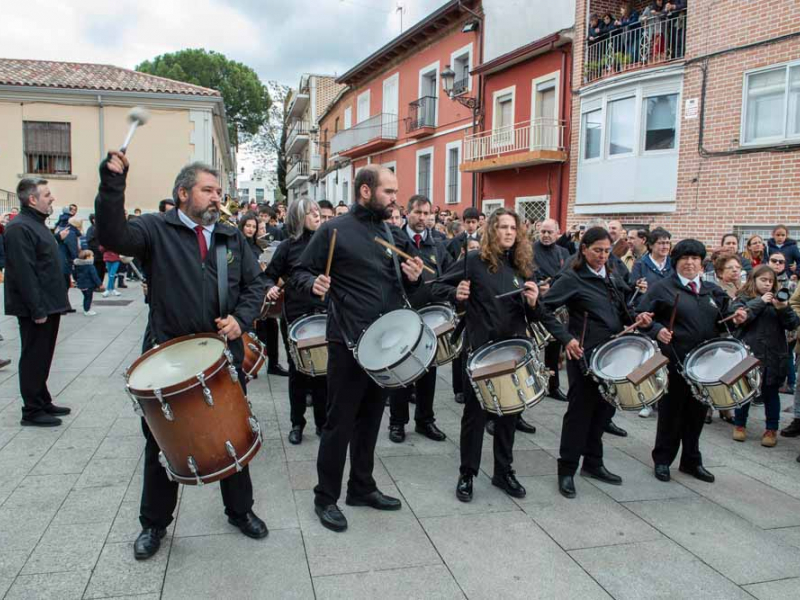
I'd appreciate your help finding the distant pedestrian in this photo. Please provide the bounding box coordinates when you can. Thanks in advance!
[4,178,71,427]
[74,250,102,316]
[102,247,122,297]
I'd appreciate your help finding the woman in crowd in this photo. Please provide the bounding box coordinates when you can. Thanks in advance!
[101,246,121,297]
[742,235,766,268]
[238,211,261,261]
[631,227,673,291]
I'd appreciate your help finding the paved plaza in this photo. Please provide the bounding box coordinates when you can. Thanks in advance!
[2,284,800,599]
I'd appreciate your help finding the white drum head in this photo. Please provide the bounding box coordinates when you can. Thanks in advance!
[128,337,225,391]
[357,309,422,370]
[290,315,327,342]
[469,339,533,371]
[592,336,654,379]
[686,340,747,383]
[420,305,453,330]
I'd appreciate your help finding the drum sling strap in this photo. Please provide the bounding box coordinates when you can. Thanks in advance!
[381,222,411,308]
[215,236,228,318]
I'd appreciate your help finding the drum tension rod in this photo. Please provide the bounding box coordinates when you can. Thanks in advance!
[154,389,174,421]
[226,441,243,472]
[187,456,203,486]
[158,452,175,482]
[197,373,214,406]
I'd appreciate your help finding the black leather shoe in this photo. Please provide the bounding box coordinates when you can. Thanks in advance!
[44,404,71,416]
[134,527,166,560]
[456,474,473,502]
[288,426,302,445]
[491,470,526,498]
[228,510,269,539]
[415,422,446,441]
[581,465,622,485]
[604,420,628,437]
[516,416,537,434]
[485,419,495,436]
[268,364,289,377]
[389,425,405,443]
[315,504,348,532]
[654,464,671,482]
[781,419,800,438]
[549,388,568,402]
[679,464,715,483]
[454,392,465,404]
[345,490,402,511]
[20,414,62,427]
[558,475,576,498]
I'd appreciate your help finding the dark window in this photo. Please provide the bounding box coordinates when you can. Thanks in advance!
[418,154,431,196]
[23,121,72,174]
[447,147,459,203]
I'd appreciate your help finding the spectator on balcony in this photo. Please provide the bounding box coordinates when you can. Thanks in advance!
[587,14,603,43]
[614,2,642,63]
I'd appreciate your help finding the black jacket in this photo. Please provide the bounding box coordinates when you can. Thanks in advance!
[533,240,570,281]
[732,295,800,386]
[3,206,70,319]
[265,229,327,324]
[262,224,285,244]
[543,264,633,352]
[394,227,454,309]
[636,273,733,362]
[446,231,480,260]
[95,163,265,360]
[292,202,420,346]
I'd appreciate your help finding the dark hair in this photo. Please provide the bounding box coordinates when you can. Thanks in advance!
[172,162,218,205]
[16,177,48,207]
[720,233,739,247]
[463,207,480,221]
[713,252,742,276]
[407,194,431,213]
[258,205,277,219]
[573,227,613,272]
[318,199,334,211]
[647,227,671,249]
[354,165,387,201]
[739,265,777,298]
[158,199,175,213]
[773,224,789,236]
[671,239,707,263]
[238,211,259,237]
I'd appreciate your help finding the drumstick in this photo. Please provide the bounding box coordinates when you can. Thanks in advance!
[580,311,589,349]
[611,322,638,339]
[322,229,337,301]
[373,237,436,275]
[718,311,745,324]
[495,288,526,300]
[668,292,680,332]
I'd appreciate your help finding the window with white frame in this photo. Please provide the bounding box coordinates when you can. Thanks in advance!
[608,96,636,156]
[583,109,603,160]
[418,62,439,126]
[344,107,352,129]
[492,87,515,147]
[416,148,433,200]
[357,91,370,123]
[482,199,504,215]
[743,63,800,145]
[532,72,560,150]
[450,44,472,95]
[445,141,461,204]
[515,196,549,225]
[644,93,679,151]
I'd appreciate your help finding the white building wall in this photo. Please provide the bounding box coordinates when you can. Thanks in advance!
[482,0,575,63]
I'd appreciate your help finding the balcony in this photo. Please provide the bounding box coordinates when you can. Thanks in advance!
[286,159,309,188]
[286,120,310,155]
[406,96,437,138]
[461,118,567,173]
[584,11,686,84]
[287,91,310,120]
[330,113,398,159]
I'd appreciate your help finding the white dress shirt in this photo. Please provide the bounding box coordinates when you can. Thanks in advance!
[677,273,702,291]
[177,209,215,248]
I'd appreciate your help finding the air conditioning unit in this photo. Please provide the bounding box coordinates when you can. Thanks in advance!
[310,154,323,171]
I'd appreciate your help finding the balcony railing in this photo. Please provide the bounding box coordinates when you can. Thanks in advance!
[585,11,686,84]
[406,96,437,133]
[463,118,566,163]
[451,77,469,96]
[286,120,310,153]
[330,113,398,157]
[286,160,309,187]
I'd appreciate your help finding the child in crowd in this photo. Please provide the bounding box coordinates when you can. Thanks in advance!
[74,250,102,316]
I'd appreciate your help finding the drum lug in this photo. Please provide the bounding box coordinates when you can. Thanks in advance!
[187,455,203,486]
[196,373,214,406]
[154,389,174,421]
[125,385,144,417]
[247,342,259,353]
[158,452,174,482]
[511,373,520,387]
[248,416,261,435]
[485,380,503,417]
[225,441,243,472]
[223,349,239,382]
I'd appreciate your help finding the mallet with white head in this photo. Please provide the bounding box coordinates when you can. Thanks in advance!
[120,106,150,153]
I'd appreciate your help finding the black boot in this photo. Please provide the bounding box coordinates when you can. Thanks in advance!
[781,418,800,438]
[134,527,166,560]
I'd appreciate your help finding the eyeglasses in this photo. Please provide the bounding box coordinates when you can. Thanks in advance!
[770,258,786,264]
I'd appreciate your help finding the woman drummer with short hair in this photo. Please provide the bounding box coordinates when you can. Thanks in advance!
[436,208,564,503]
[542,227,653,499]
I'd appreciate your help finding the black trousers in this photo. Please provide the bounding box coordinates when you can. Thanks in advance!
[288,359,327,430]
[652,365,707,468]
[256,318,287,369]
[558,358,615,476]
[314,342,385,506]
[545,340,562,392]
[460,365,517,477]
[389,367,436,427]
[451,351,464,394]
[139,370,254,529]
[18,315,60,419]
[93,257,106,283]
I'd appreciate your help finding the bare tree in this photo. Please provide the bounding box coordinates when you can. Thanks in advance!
[242,80,291,199]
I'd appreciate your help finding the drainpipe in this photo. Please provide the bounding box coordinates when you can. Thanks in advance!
[97,95,104,161]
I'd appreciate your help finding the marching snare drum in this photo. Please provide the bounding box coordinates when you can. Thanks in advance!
[528,322,553,349]
[354,309,437,388]
[241,331,266,380]
[683,338,761,410]
[125,333,262,486]
[467,338,546,416]
[590,334,669,411]
[419,304,463,366]
[288,313,328,376]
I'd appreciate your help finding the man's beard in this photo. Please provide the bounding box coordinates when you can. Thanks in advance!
[366,197,389,219]
[188,204,219,226]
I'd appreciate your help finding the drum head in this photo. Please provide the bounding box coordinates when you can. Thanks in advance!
[128,337,225,391]
[290,315,327,342]
[469,339,534,371]
[591,336,654,380]
[686,339,748,383]
[357,309,422,370]
[419,305,453,330]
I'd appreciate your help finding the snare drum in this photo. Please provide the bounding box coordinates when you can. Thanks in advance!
[241,332,266,380]
[288,313,328,376]
[683,338,761,410]
[125,333,262,485]
[467,338,546,415]
[419,304,462,366]
[354,309,437,388]
[590,335,669,411]
[528,322,553,349]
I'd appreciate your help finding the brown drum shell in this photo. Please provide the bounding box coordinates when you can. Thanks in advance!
[242,332,266,379]
[128,333,261,485]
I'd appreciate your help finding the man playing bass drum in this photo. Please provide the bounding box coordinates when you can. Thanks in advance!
[436,208,565,502]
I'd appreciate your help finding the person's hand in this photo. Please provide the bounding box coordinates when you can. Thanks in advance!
[312,275,330,298]
[732,307,748,325]
[401,257,424,282]
[636,278,648,294]
[455,280,470,302]
[58,229,69,240]
[538,281,550,295]
[522,281,539,308]
[635,312,654,328]
[773,299,789,310]
[266,285,281,301]
[565,339,583,360]
[34,316,47,325]
[761,292,774,304]
[657,328,673,344]
[105,150,129,174]
[215,316,242,340]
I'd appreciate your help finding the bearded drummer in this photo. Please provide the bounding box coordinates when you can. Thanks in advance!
[293,165,423,533]
[542,227,652,500]
[636,240,747,484]
[435,208,565,502]
[264,196,328,446]
[96,152,268,560]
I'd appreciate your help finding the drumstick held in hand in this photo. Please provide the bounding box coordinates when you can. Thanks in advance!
[495,288,526,300]
[611,322,639,339]
[322,229,337,301]
[668,292,680,332]
[580,311,589,350]
[373,237,436,275]
[718,312,742,324]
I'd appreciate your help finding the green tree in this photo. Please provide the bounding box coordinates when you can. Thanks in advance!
[136,49,270,147]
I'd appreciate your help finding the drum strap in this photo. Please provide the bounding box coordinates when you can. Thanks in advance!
[215,236,229,318]
[381,223,411,309]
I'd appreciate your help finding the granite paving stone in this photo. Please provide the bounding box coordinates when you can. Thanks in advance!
[84,541,171,599]
[743,577,800,599]
[4,569,92,600]
[21,521,109,575]
[313,565,465,600]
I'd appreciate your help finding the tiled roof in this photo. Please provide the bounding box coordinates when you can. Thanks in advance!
[0,58,220,97]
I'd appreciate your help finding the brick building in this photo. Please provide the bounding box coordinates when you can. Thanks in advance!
[569,0,800,245]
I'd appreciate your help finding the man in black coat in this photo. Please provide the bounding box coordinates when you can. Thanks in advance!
[96,151,268,560]
[4,178,72,427]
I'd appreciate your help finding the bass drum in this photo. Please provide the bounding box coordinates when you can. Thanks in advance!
[241,331,266,380]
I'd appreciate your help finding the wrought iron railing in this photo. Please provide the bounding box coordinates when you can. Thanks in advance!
[330,113,398,156]
[451,77,469,96]
[286,120,310,151]
[407,96,437,133]
[286,160,309,186]
[463,119,565,162]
